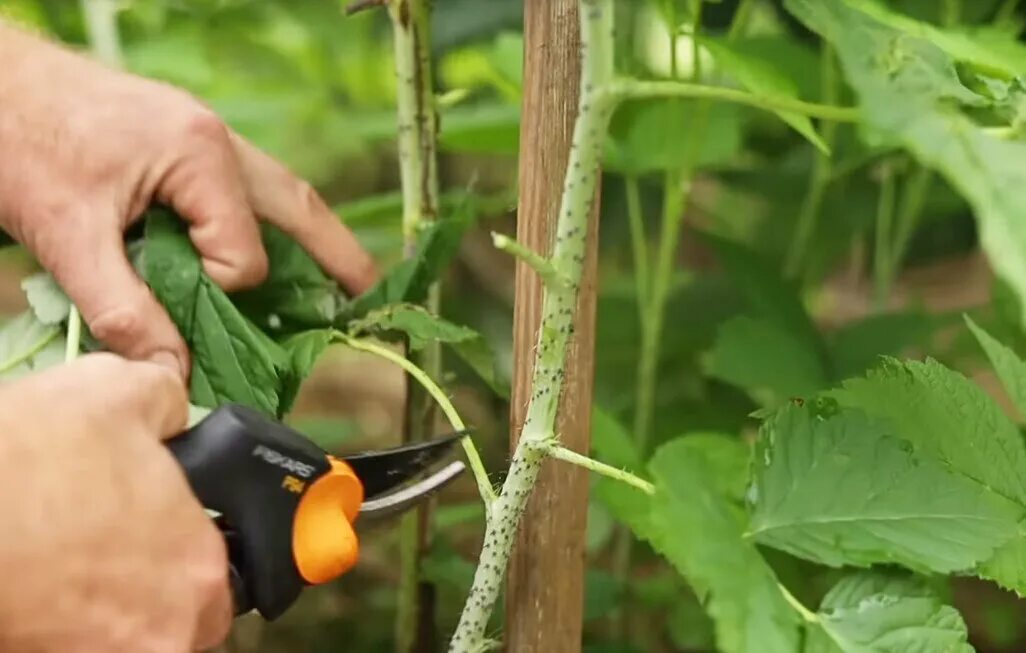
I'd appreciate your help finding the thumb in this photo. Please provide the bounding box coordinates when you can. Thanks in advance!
[41,219,190,378]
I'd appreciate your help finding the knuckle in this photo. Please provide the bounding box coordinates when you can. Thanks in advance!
[88,300,147,345]
[182,108,230,146]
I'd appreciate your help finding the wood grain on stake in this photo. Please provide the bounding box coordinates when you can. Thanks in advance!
[506,0,599,651]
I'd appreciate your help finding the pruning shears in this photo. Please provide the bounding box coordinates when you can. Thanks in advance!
[168,403,467,620]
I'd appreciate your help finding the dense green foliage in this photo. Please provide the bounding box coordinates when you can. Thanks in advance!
[7,0,1026,651]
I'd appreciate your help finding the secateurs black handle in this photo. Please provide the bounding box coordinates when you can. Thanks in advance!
[168,404,364,620]
[168,403,468,621]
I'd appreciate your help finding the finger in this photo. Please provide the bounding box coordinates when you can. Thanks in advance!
[160,112,268,291]
[69,354,189,438]
[229,133,379,294]
[39,217,190,378]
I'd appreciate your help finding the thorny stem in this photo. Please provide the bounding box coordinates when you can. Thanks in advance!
[785,46,839,280]
[610,79,860,122]
[448,1,617,650]
[339,334,495,505]
[492,233,570,289]
[387,0,442,649]
[547,444,654,495]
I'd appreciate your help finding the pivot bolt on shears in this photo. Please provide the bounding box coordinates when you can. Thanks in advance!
[168,403,467,620]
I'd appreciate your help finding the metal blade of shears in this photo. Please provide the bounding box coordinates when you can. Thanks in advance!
[337,430,470,500]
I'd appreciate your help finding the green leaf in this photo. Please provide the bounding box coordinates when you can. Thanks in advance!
[645,438,802,653]
[349,304,477,351]
[703,233,823,351]
[707,316,827,406]
[340,209,474,323]
[806,571,974,653]
[438,103,520,155]
[847,0,1026,78]
[231,224,345,333]
[21,273,70,326]
[0,312,63,381]
[831,358,1026,507]
[604,99,743,174]
[590,408,650,539]
[143,209,294,417]
[591,407,643,471]
[829,312,936,380]
[783,0,1026,326]
[446,335,509,399]
[704,37,828,153]
[749,402,1022,573]
[965,315,1026,421]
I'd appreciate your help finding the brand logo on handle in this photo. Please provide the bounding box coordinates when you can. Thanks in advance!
[252,444,316,478]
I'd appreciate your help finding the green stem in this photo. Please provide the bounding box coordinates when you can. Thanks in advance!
[888,164,932,283]
[727,0,757,40]
[0,327,59,373]
[690,0,702,81]
[942,0,961,26]
[669,2,679,78]
[872,165,897,310]
[79,0,122,67]
[635,172,689,454]
[339,334,494,505]
[387,0,442,649]
[492,232,570,289]
[449,2,617,649]
[997,0,1022,22]
[64,308,81,363]
[547,444,654,494]
[778,583,819,624]
[625,176,649,325]
[785,46,838,280]
[610,79,860,122]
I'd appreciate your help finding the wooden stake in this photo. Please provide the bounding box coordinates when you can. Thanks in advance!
[506,0,599,650]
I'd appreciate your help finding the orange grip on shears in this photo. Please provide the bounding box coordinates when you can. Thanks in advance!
[292,457,364,585]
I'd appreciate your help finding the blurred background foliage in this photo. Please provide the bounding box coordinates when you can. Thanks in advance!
[3,0,1026,651]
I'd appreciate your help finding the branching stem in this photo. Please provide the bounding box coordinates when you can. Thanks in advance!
[339,334,495,505]
[492,233,571,290]
[448,1,617,649]
[547,444,655,494]
[611,79,860,122]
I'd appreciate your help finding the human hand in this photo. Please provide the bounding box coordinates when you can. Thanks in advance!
[0,25,377,378]
[0,354,231,652]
